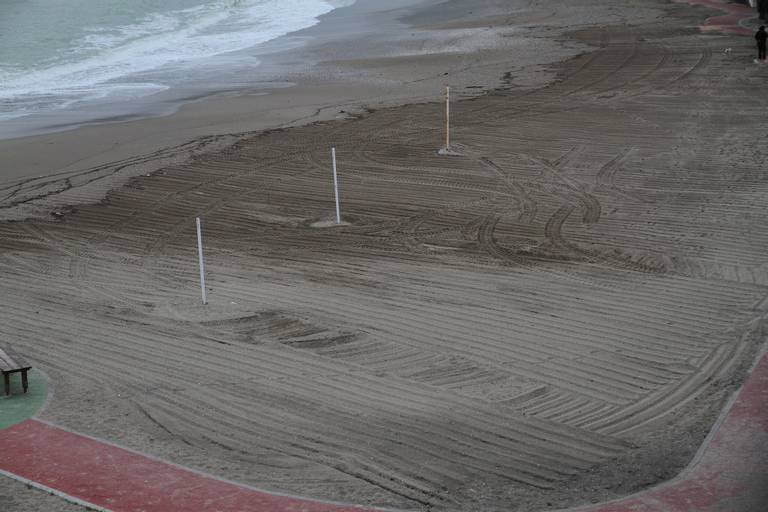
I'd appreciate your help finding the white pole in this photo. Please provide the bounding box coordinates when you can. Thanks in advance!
[196,217,207,305]
[332,147,341,224]
[445,86,450,150]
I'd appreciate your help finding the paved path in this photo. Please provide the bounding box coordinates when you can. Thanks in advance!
[1,351,766,512]
[675,0,758,35]
[0,420,376,512]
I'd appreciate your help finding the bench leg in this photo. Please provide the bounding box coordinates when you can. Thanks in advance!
[3,373,9,396]
[21,370,28,393]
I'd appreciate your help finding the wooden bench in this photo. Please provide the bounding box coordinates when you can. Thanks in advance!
[0,346,31,396]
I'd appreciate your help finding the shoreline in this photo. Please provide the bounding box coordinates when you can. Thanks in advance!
[0,0,359,141]
[0,0,594,219]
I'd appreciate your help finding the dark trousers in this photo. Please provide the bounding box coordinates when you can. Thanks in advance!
[760,43,767,60]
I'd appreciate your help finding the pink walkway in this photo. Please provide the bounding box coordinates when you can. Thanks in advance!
[675,0,757,35]
[0,419,375,512]
[0,351,766,512]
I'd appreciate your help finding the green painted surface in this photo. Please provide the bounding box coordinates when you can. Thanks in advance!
[0,370,48,429]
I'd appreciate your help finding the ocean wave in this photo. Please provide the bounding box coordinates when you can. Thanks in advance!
[0,0,346,118]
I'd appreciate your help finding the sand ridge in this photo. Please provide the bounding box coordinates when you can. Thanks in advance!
[1,1,768,511]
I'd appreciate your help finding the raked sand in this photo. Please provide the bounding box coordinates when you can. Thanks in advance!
[1,0,768,511]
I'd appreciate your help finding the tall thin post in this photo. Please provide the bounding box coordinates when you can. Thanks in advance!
[196,217,207,305]
[332,147,341,224]
[445,86,450,150]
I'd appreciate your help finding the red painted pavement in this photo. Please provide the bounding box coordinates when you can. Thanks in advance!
[1,352,766,512]
[0,419,376,512]
[674,0,757,35]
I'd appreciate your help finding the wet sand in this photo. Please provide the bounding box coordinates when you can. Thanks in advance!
[0,0,573,191]
[2,0,768,511]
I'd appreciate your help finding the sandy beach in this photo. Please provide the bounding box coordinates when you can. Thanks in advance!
[0,0,604,202]
[2,0,768,511]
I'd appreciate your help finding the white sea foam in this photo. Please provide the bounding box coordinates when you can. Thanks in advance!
[0,0,349,121]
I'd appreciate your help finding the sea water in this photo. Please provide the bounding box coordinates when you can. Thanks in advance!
[0,0,352,137]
